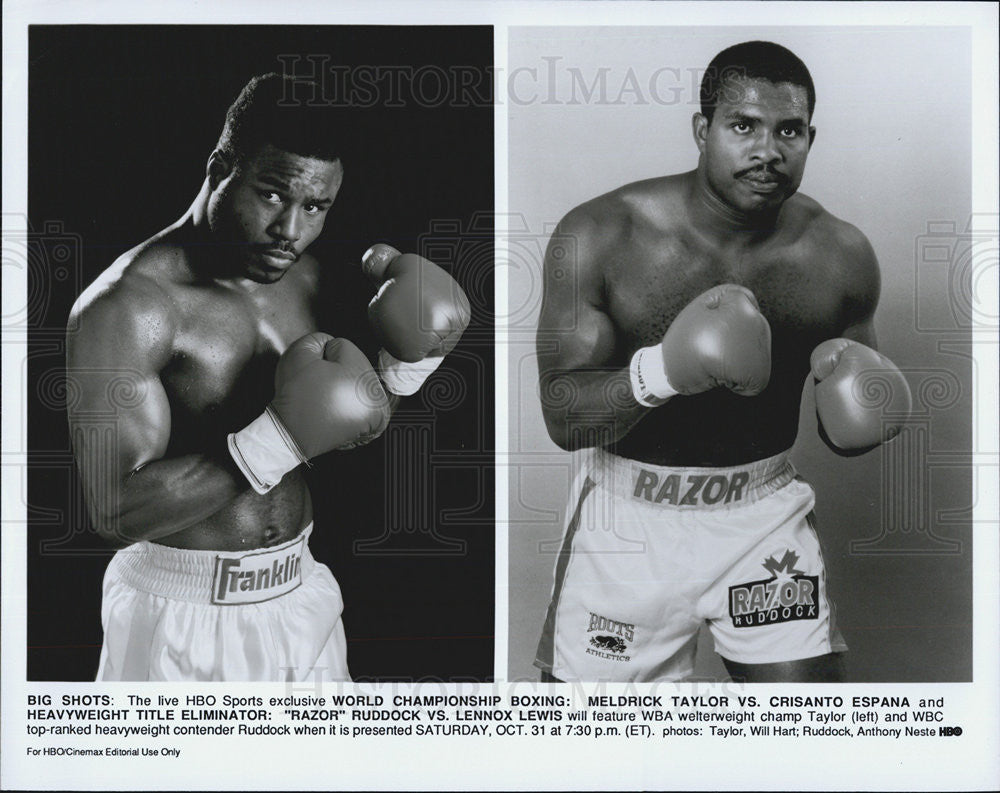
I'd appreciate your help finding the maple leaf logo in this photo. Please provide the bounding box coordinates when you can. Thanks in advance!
[761,550,805,582]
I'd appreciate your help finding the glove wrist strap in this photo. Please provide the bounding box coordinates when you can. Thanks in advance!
[630,345,677,407]
[228,406,307,495]
[377,348,444,396]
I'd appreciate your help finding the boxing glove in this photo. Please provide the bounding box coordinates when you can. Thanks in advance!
[363,244,472,396]
[811,338,911,450]
[630,284,772,406]
[229,333,391,494]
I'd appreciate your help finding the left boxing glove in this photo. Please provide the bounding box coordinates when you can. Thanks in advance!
[228,333,391,494]
[363,244,472,396]
[811,338,911,450]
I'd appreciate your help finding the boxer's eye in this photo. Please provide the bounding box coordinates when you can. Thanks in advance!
[259,191,282,203]
[732,122,752,134]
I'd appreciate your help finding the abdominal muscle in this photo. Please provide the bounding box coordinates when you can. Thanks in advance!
[151,470,312,551]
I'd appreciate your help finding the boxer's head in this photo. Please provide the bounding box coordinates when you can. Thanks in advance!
[693,42,816,215]
[206,73,345,283]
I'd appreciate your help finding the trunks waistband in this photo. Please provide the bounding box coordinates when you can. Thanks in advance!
[108,524,316,605]
[590,448,796,510]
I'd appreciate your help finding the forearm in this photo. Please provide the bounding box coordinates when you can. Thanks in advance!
[539,368,649,450]
[87,451,248,545]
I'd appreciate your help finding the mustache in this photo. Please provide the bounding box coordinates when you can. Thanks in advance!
[735,166,787,182]
[254,241,299,257]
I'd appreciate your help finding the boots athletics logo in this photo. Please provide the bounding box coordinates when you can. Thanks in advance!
[590,635,627,654]
[585,612,634,662]
[728,550,818,628]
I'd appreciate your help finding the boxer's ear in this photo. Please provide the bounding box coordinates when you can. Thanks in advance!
[206,150,234,190]
[692,113,709,154]
[808,126,817,149]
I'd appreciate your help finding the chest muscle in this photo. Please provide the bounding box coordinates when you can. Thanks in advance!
[161,282,317,426]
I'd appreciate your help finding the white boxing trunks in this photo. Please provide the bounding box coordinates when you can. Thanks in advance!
[535,448,846,682]
[97,523,349,681]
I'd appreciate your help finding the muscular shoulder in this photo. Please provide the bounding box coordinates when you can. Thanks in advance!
[787,194,877,266]
[561,176,685,243]
[552,195,623,267]
[552,176,685,279]
[787,193,880,318]
[68,244,183,366]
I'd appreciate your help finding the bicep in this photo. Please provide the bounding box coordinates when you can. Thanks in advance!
[66,293,173,489]
[838,225,881,349]
[536,227,617,377]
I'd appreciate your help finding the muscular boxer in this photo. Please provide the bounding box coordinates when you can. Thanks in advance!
[534,41,911,683]
[66,74,469,681]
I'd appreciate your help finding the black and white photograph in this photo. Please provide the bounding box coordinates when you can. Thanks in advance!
[24,24,495,683]
[2,2,997,791]
[507,26,977,684]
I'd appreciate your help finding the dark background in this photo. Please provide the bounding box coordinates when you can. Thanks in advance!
[27,25,495,681]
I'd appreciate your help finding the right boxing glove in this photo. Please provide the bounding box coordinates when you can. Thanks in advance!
[630,284,772,407]
[228,333,391,494]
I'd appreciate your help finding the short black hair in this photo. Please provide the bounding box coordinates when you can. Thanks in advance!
[700,41,815,123]
[216,72,346,165]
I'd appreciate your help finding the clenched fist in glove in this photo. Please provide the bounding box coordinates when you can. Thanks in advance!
[811,338,911,450]
[630,283,772,407]
[362,244,472,396]
[228,333,391,494]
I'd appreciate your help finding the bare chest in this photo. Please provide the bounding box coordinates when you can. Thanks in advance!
[161,280,318,431]
[605,234,852,358]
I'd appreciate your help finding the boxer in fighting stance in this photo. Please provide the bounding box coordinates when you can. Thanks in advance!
[66,74,470,681]
[534,41,911,682]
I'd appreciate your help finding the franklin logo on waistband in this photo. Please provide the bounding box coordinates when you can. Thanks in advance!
[211,536,305,605]
[632,468,750,506]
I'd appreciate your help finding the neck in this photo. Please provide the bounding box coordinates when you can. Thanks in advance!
[169,181,247,284]
[689,168,781,243]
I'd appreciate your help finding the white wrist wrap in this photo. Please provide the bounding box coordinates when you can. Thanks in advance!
[630,345,677,407]
[228,406,307,495]
[377,348,444,396]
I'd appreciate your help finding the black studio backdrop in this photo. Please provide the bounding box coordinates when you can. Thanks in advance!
[27,25,495,681]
